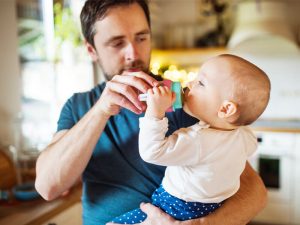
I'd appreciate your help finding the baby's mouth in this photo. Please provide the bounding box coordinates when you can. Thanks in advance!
[183,87,189,93]
[183,87,190,96]
[181,87,190,106]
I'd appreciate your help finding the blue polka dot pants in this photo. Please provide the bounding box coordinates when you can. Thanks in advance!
[111,208,147,224]
[111,185,222,224]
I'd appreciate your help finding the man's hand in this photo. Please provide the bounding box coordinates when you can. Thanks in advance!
[106,203,209,225]
[106,203,178,225]
[139,203,178,225]
[96,71,159,116]
[139,203,209,225]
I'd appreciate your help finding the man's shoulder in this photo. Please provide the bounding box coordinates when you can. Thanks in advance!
[73,83,104,98]
[69,83,105,105]
[61,83,106,117]
[57,83,106,130]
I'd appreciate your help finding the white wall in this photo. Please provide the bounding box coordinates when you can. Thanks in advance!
[0,0,21,146]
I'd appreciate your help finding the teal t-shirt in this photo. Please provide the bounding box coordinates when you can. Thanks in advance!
[57,83,198,225]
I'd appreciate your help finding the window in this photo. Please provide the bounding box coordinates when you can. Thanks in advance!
[16,0,93,152]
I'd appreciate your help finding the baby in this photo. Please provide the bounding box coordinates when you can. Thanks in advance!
[111,54,271,223]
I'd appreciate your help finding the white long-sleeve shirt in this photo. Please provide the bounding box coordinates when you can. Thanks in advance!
[139,117,257,203]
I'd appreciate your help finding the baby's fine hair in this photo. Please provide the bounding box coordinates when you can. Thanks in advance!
[218,54,271,126]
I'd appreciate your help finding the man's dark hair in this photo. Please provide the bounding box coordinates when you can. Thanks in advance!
[80,0,150,47]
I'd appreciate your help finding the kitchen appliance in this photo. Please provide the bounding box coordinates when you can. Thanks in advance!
[249,131,300,225]
[228,0,300,121]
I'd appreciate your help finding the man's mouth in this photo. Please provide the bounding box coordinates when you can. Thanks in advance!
[125,68,141,72]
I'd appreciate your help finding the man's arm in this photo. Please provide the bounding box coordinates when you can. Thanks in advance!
[108,162,267,225]
[35,104,111,201]
[191,162,267,225]
[35,72,158,201]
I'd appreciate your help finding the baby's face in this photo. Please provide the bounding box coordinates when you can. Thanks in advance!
[183,57,233,123]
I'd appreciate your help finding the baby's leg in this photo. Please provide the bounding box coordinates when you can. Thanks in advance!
[111,208,147,224]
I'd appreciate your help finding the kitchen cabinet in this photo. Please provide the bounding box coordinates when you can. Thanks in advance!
[151,47,227,69]
[150,47,227,82]
[249,123,300,225]
[294,134,300,223]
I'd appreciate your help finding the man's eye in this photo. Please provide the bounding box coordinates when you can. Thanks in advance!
[136,35,148,42]
[137,37,146,42]
[111,40,124,48]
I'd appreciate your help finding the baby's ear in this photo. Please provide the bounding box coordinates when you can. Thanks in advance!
[217,100,238,119]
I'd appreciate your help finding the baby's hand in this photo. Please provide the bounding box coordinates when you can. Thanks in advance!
[145,86,176,119]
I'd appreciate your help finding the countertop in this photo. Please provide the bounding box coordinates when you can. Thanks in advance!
[251,119,300,133]
[0,185,82,225]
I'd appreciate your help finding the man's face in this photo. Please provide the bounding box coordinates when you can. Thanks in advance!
[87,3,151,80]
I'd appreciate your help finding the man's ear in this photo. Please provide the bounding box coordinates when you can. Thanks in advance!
[85,40,98,62]
[217,100,238,119]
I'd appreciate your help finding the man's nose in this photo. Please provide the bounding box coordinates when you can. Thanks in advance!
[125,43,138,62]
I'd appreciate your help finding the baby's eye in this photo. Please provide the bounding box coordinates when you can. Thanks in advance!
[198,81,204,86]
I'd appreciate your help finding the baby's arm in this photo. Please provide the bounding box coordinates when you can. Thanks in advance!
[139,87,199,166]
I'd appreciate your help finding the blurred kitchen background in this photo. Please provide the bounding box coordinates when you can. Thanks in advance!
[1,0,300,225]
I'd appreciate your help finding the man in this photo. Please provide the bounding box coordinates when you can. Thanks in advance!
[35,1,267,225]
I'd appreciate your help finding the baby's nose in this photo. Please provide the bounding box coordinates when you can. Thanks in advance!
[186,81,194,90]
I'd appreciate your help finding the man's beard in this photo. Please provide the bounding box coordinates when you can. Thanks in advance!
[123,60,148,73]
[99,59,149,81]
